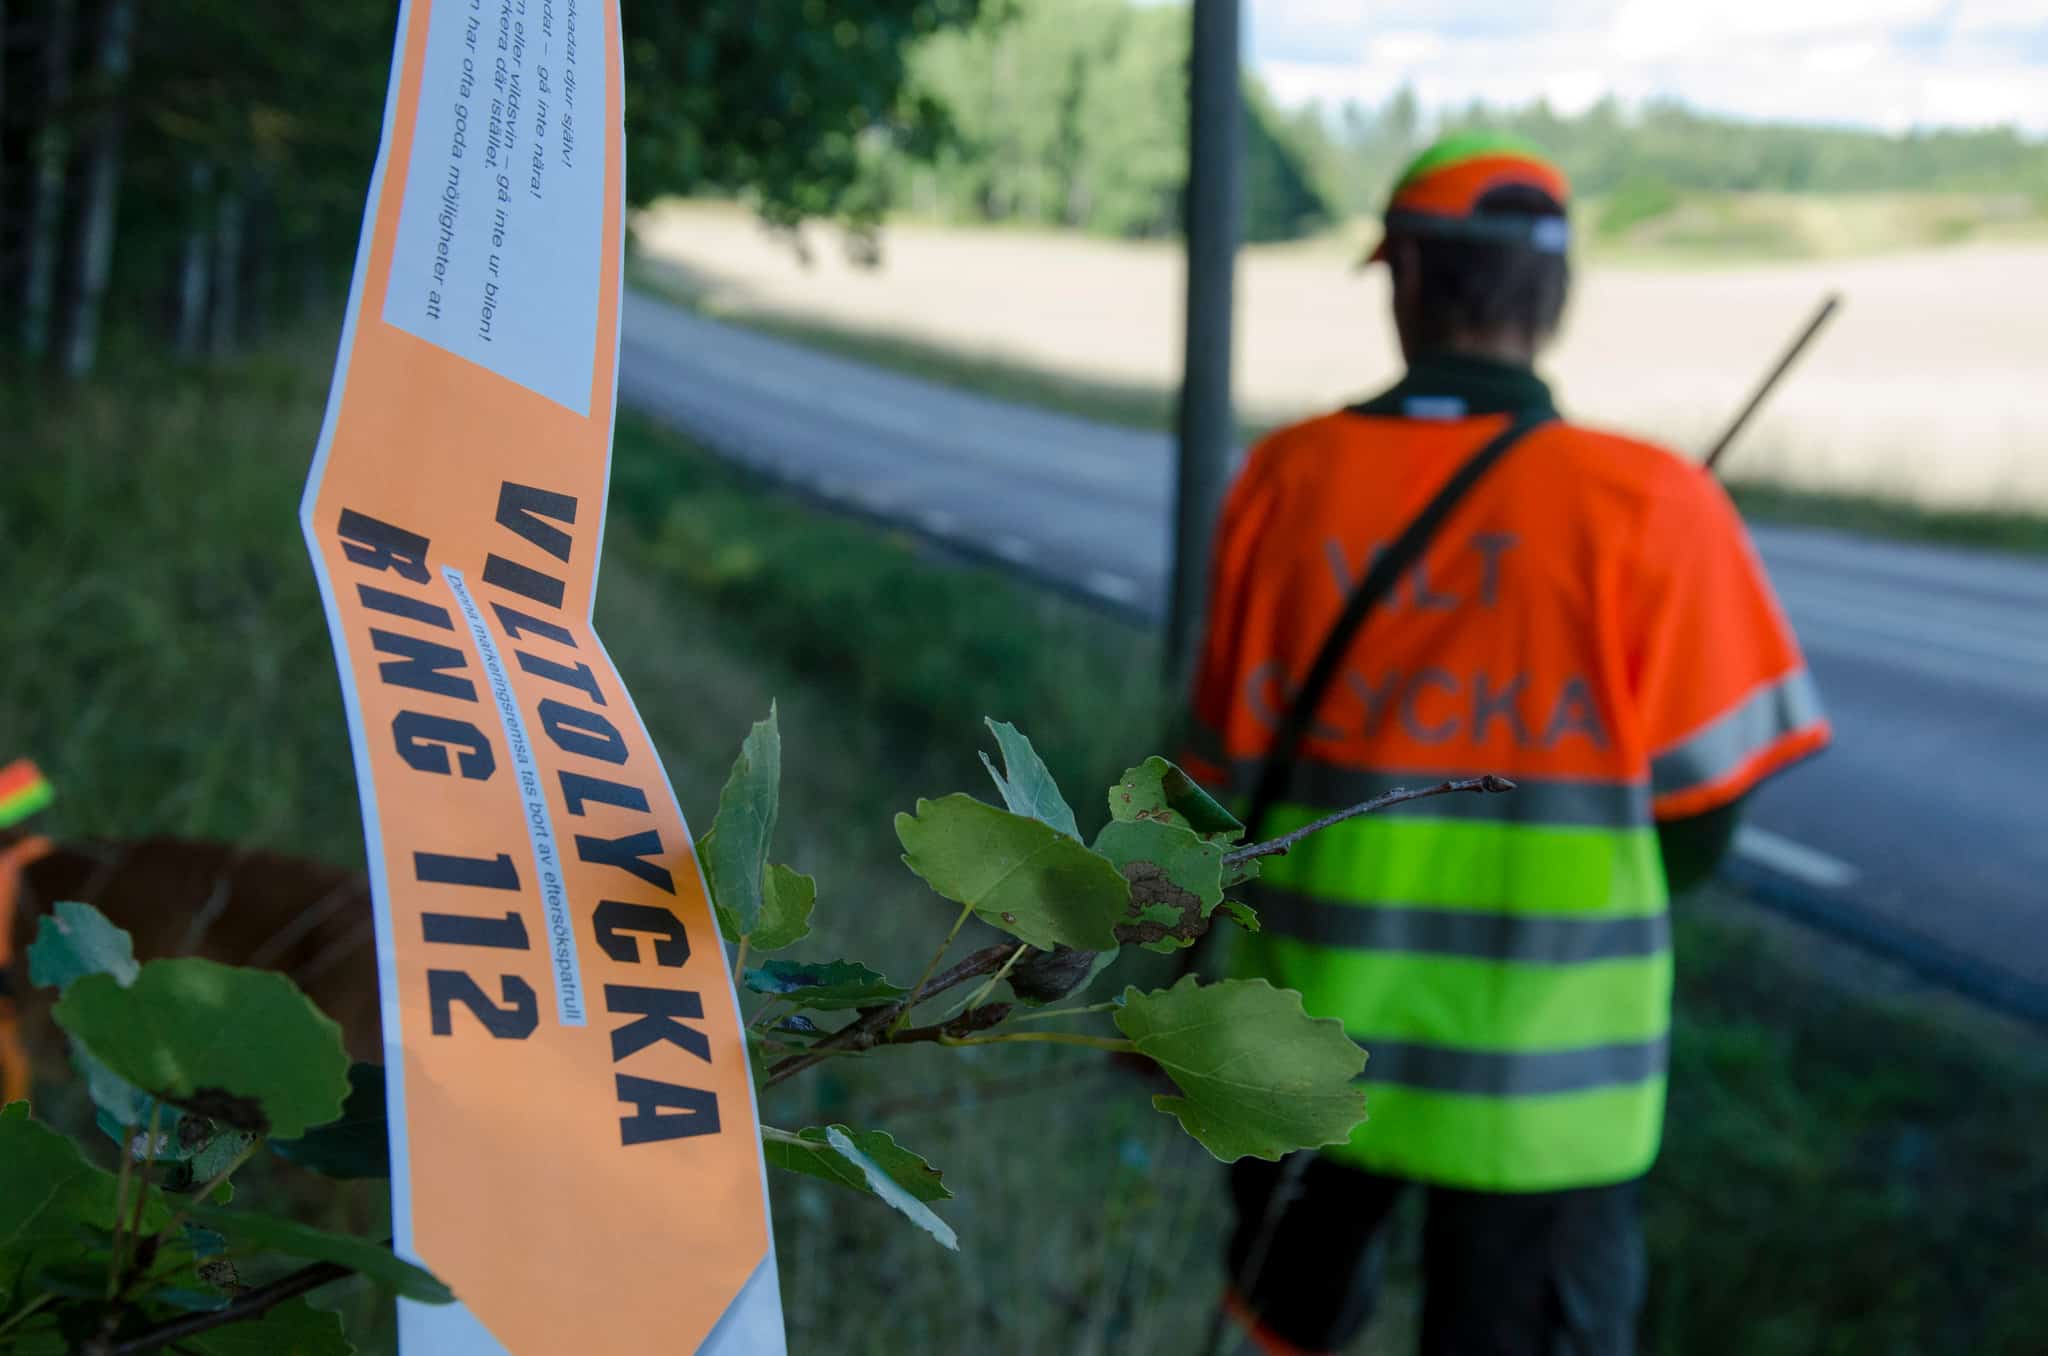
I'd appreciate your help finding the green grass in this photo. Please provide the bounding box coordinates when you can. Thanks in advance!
[633,251,2048,556]
[6,345,2047,1353]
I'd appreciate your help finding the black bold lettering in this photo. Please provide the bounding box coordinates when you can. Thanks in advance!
[482,552,565,609]
[372,629,476,702]
[415,851,520,890]
[428,970,538,1039]
[423,910,531,950]
[606,984,711,1062]
[338,509,431,584]
[615,1074,720,1145]
[540,698,626,763]
[517,650,606,705]
[495,481,577,562]
[492,601,575,646]
[394,711,496,780]
[593,900,689,967]
[359,583,454,630]
[560,771,649,817]
[576,830,675,893]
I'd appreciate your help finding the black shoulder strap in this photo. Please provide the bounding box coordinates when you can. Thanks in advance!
[1240,412,1552,838]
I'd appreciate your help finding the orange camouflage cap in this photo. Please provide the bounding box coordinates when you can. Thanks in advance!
[1366,130,1572,263]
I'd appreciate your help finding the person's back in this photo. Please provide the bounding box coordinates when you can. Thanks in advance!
[1187,134,1829,1356]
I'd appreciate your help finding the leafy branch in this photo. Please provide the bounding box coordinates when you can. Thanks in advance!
[704,712,1515,1247]
[1,709,1513,1350]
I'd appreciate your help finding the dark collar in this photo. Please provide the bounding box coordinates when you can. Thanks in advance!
[1346,351,1559,421]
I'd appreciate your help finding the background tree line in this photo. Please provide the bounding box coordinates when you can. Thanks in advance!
[0,0,986,377]
[863,0,2048,242]
[5,0,2045,378]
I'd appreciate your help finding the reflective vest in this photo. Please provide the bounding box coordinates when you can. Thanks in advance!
[1185,353,1829,1192]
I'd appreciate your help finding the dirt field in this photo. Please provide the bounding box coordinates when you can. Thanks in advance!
[634,201,2048,511]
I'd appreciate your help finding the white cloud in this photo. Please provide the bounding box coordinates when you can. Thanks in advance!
[1244,0,2048,131]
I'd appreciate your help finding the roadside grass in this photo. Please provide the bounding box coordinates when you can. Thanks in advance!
[632,251,2048,556]
[7,346,2046,1352]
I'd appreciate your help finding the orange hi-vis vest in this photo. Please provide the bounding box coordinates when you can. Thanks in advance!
[1184,354,1830,1192]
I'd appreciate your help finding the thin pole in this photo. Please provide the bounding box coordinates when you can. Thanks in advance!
[1166,0,1243,683]
[1704,294,1841,474]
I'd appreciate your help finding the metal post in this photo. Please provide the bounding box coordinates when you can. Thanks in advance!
[1166,0,1242,684]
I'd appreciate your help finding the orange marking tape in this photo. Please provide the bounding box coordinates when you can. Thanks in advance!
[298,3,782,1350]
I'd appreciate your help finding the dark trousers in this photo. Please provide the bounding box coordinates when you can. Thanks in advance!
[1223,1153,1646,1356]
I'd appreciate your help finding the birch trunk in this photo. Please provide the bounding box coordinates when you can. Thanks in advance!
[20,0,76,357]
[175,161,213,357]
[60,0,136,378]
[209,179,243,357]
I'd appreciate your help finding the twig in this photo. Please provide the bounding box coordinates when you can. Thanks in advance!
[1005,1000,1122,1023]
[113,1101,165,1296]
[1222,776,1515,867]
[107,1257,352,1356]
[156,1139,262,1242]
[106,1120,139,1299]
[761,943,1017,1087]
[939,1032,1135,1053]
[949,943,1029,1018]
[890,900,978,1035]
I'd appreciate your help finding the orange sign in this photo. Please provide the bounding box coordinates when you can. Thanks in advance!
[298,1,782,1350]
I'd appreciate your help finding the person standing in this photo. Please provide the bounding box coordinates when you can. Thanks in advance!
[1182,131,1831,1355]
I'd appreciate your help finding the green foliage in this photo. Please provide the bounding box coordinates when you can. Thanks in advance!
[1292,87,2048,221]
[980,718,1082,840]
[26,899,141,990]
[1093,819,1224,913]
[1597,175,1682,236]
[702,704,784,943]
[184,1206,451,1303]
[179,1299,352,1355]
[271,1063,390,1179]
[822,1127,960,1251]
[4,905,449,1352]
[762,1125,952,1204]
[897,793,1131,950]
[1106,756,1244,842]
[877,0,1334,240]
[745,960,909,1011]
[1114,977,1368,1162]
[754,864,819,953]
[54,958,351,1138]
[0,1106,142,1292]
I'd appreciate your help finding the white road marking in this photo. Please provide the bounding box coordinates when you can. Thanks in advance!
[991,534,1036,564]
[1733,826,1861,891]
[1084,570,1142,604]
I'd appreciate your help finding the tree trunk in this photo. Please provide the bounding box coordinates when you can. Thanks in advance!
[20,0,76,358]
[209,178,243,357]
[60,0,135,379]
[175,161,212,357]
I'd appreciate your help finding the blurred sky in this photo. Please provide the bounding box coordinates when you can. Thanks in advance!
[1228,0,2048,132]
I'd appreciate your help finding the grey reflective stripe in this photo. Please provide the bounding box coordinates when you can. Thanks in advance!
[1652,667,1824,799]
[1225,758,1649,829]
[1257,889,1669,964]
[1363,1035,1669,1096]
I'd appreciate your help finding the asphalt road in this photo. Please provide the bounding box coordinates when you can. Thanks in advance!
[617,291,2048,1010]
